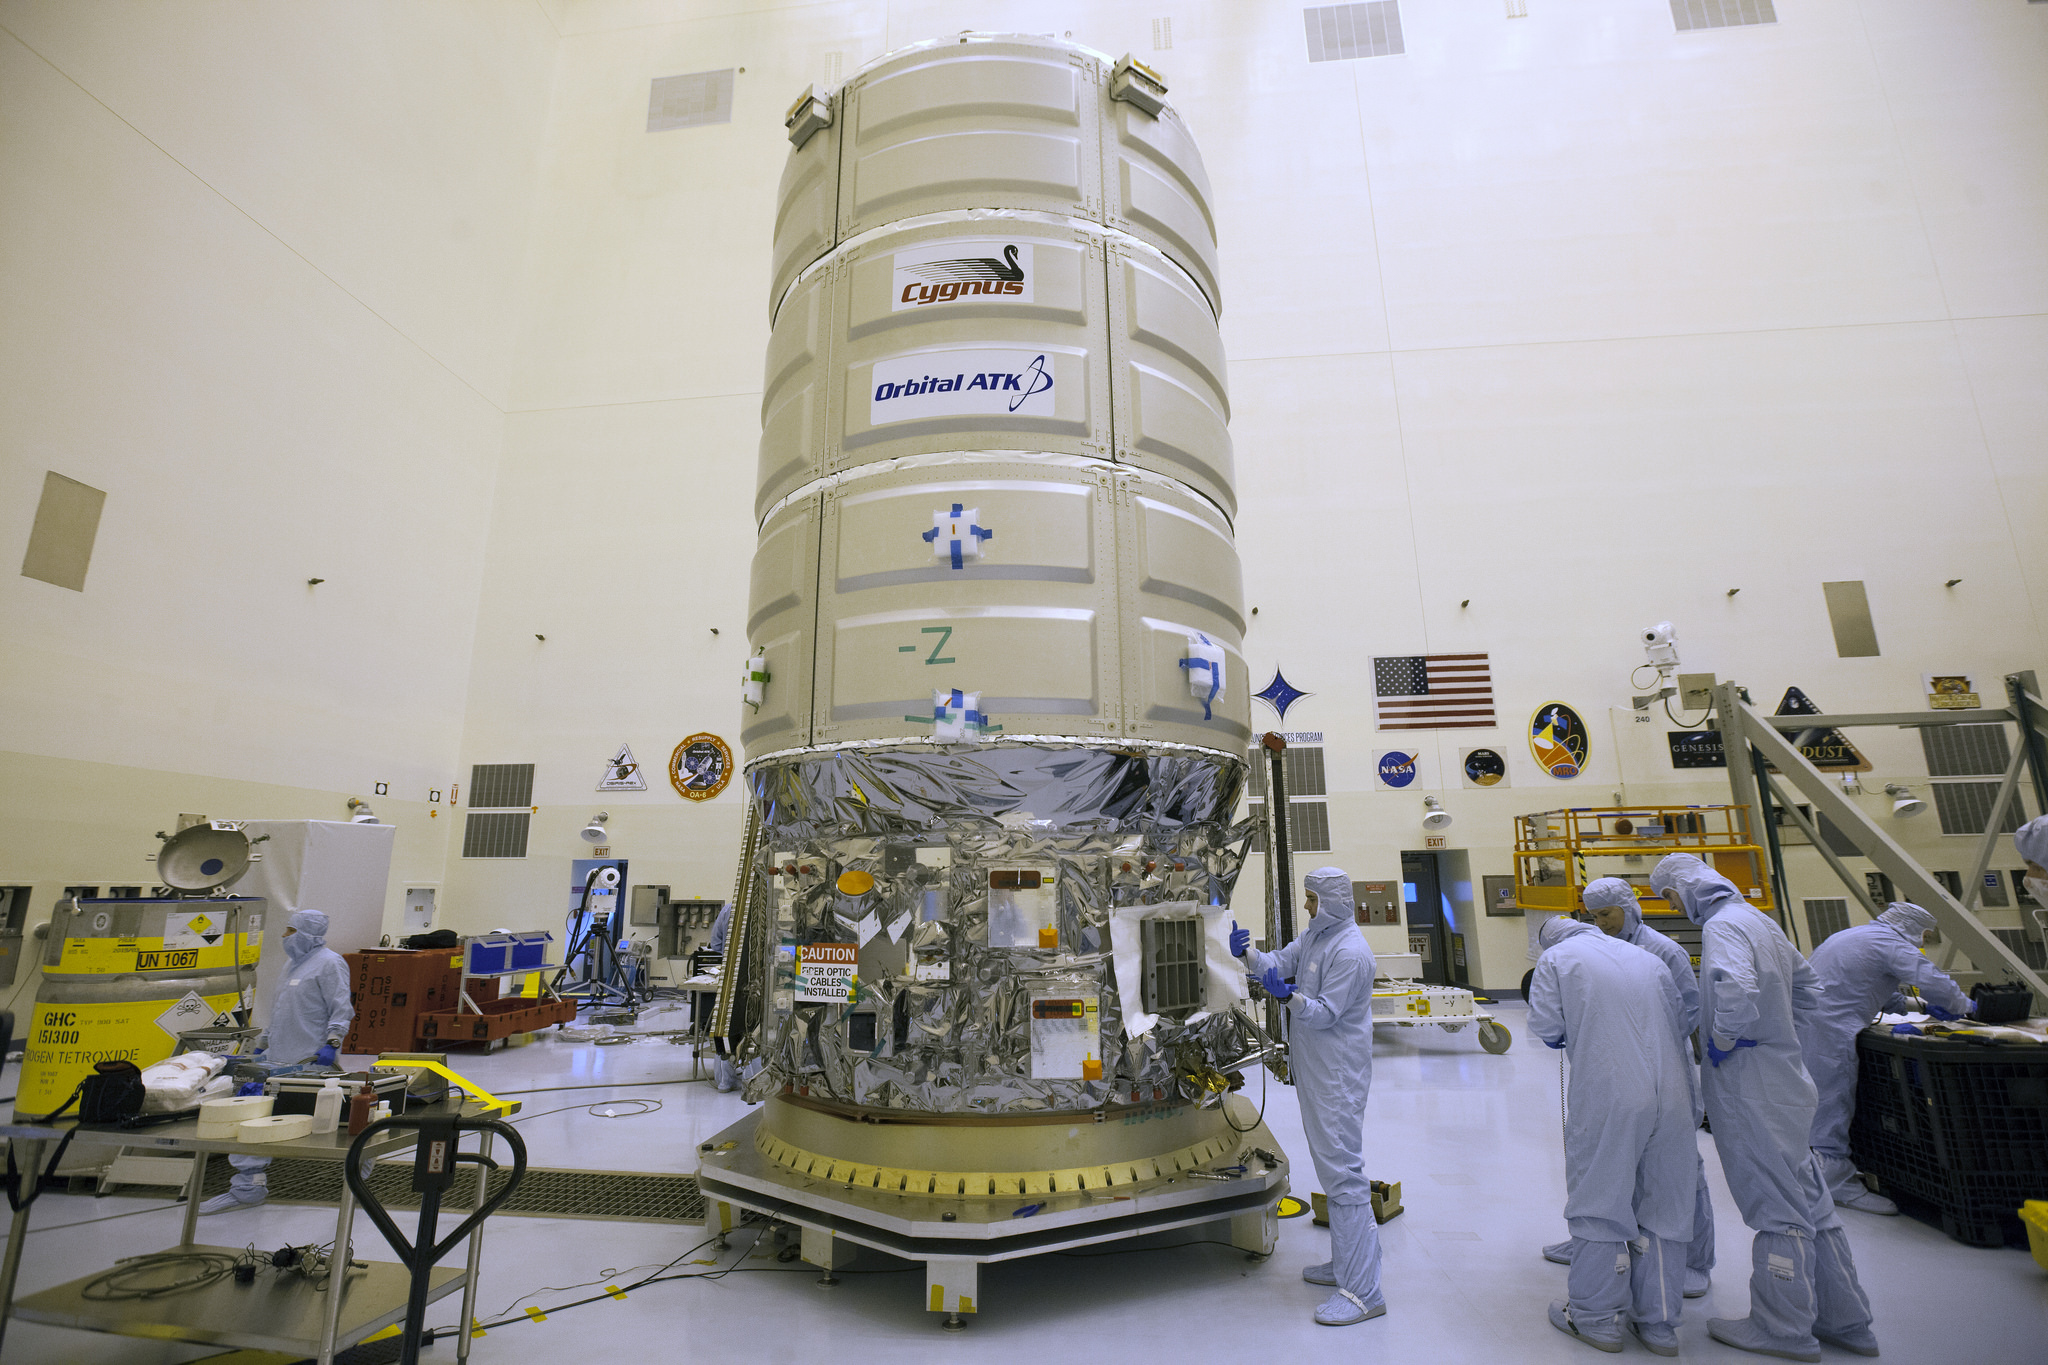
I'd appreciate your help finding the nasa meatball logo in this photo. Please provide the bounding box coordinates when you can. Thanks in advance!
[1375,749,1420,789]
[891,240,1032,310]
[1462,748,1507,787]
[1529,703,1589,780]
[869,349,1056,424]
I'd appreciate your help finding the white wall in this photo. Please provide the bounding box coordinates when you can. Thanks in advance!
[0,2,556,957]
[3,2,2042,990]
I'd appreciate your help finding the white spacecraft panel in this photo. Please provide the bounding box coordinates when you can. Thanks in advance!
[742,495,820,751]
[1108,101,1220,317]
[757,279,828,519]
[809,466,1115,748]
[1111,246,1235,519]
[841,46,1095,236]
[769,118,840,316]
[1121,477,1250,748]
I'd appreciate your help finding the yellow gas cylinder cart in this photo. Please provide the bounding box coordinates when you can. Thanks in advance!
[15,823,264,1119]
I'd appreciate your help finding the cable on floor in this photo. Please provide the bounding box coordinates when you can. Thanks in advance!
[502,1097,664,1125]
[424,1209,916,1339]
[80,1249,241,1301]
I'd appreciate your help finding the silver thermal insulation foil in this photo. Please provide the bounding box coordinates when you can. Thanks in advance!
[740,743,1265,1114]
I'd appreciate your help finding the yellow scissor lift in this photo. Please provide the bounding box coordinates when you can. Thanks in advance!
[1513,806,1775,960]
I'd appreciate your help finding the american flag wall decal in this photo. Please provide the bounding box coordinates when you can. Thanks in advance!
[1373,654,1496,730]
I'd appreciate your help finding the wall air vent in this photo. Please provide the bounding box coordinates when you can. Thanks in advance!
[1920,723,2009,778]
[1672,0,1777,30]
[1930,781,2025,837]
[648,69,734,131]
[1804,898,1851,948]
[1304,2,1404,62]
[462,812,531,859]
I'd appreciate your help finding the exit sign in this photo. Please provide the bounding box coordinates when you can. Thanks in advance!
[1424,835,1446,849]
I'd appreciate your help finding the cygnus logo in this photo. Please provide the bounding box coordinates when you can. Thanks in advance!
[869,350,1058,424]
[891,240,1033,311]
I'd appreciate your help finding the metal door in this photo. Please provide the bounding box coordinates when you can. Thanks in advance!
[1401,852,1448,987]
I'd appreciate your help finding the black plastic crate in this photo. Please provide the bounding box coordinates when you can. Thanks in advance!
[1850,1030,2048,1247]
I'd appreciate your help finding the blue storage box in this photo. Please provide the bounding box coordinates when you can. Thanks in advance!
[465,935,514,975]
[510,930,552,970]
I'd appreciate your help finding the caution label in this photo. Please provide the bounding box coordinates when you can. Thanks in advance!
[796,943,857,1002]
[16,990,239,1116]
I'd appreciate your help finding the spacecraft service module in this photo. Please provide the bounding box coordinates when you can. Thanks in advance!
[696,34,1288,1319]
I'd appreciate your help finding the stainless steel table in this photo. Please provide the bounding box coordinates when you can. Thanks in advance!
[0,1094,517,1364]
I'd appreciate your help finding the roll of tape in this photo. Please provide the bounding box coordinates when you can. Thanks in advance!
[237,1113,314,1144]
[197,1094,274,1138]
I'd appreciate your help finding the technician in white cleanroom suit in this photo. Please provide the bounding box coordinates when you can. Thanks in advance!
[1542,878,1715,1300]
[2016,814,2048,910]
[1650,854,1876,1362]
[706,902,739,1092]
[1230,869,1384,1328]
[1801,901,1973,1216]
[1528,916,1696,1357]
[200,909,354,1214]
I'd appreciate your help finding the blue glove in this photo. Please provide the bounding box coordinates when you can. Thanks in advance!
[314,1043,339,1067]
[1259,966,1293,1001]
[1545,1036,1566,1050]
[1706,1038,1757,1067]
[1229,922,1251,959]
[235,1080,264,1096]
[1925,1004,1960,1022]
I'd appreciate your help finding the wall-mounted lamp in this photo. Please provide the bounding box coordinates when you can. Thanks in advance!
[581,812,611,844]
[1884,784,1926,819]
[346,798,379,825]
[1421,796,1453,832]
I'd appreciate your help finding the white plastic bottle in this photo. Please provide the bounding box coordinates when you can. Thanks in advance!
[312,1076,345,1135]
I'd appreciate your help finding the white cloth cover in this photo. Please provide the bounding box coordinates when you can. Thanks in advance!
[1107,898,1246,1037]
[138,1051,227,1112]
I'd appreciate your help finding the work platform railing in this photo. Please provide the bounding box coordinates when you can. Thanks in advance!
[1713,674,2048,999]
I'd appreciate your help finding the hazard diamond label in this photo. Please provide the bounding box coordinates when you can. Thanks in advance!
[154,991,216,1039]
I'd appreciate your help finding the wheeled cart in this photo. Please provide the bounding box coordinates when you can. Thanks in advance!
[1371,982,1513,1053]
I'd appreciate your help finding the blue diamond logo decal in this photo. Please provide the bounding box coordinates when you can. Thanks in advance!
[1255,669,1311,721]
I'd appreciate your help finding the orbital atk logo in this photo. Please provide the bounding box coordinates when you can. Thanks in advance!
[891,240,1033,311]
[869,349,1057,425]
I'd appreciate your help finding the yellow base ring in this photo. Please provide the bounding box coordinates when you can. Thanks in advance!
[753,1093,1255,1198]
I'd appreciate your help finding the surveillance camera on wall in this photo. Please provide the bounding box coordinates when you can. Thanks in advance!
[1633,621,1682,711]
[1641,621,1679,667]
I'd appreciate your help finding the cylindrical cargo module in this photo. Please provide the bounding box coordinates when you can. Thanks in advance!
[732,34,1261,1155]
[15,896,261,1118]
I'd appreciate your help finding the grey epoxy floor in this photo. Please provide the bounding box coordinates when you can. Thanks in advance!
[5,1001,2045,1363]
